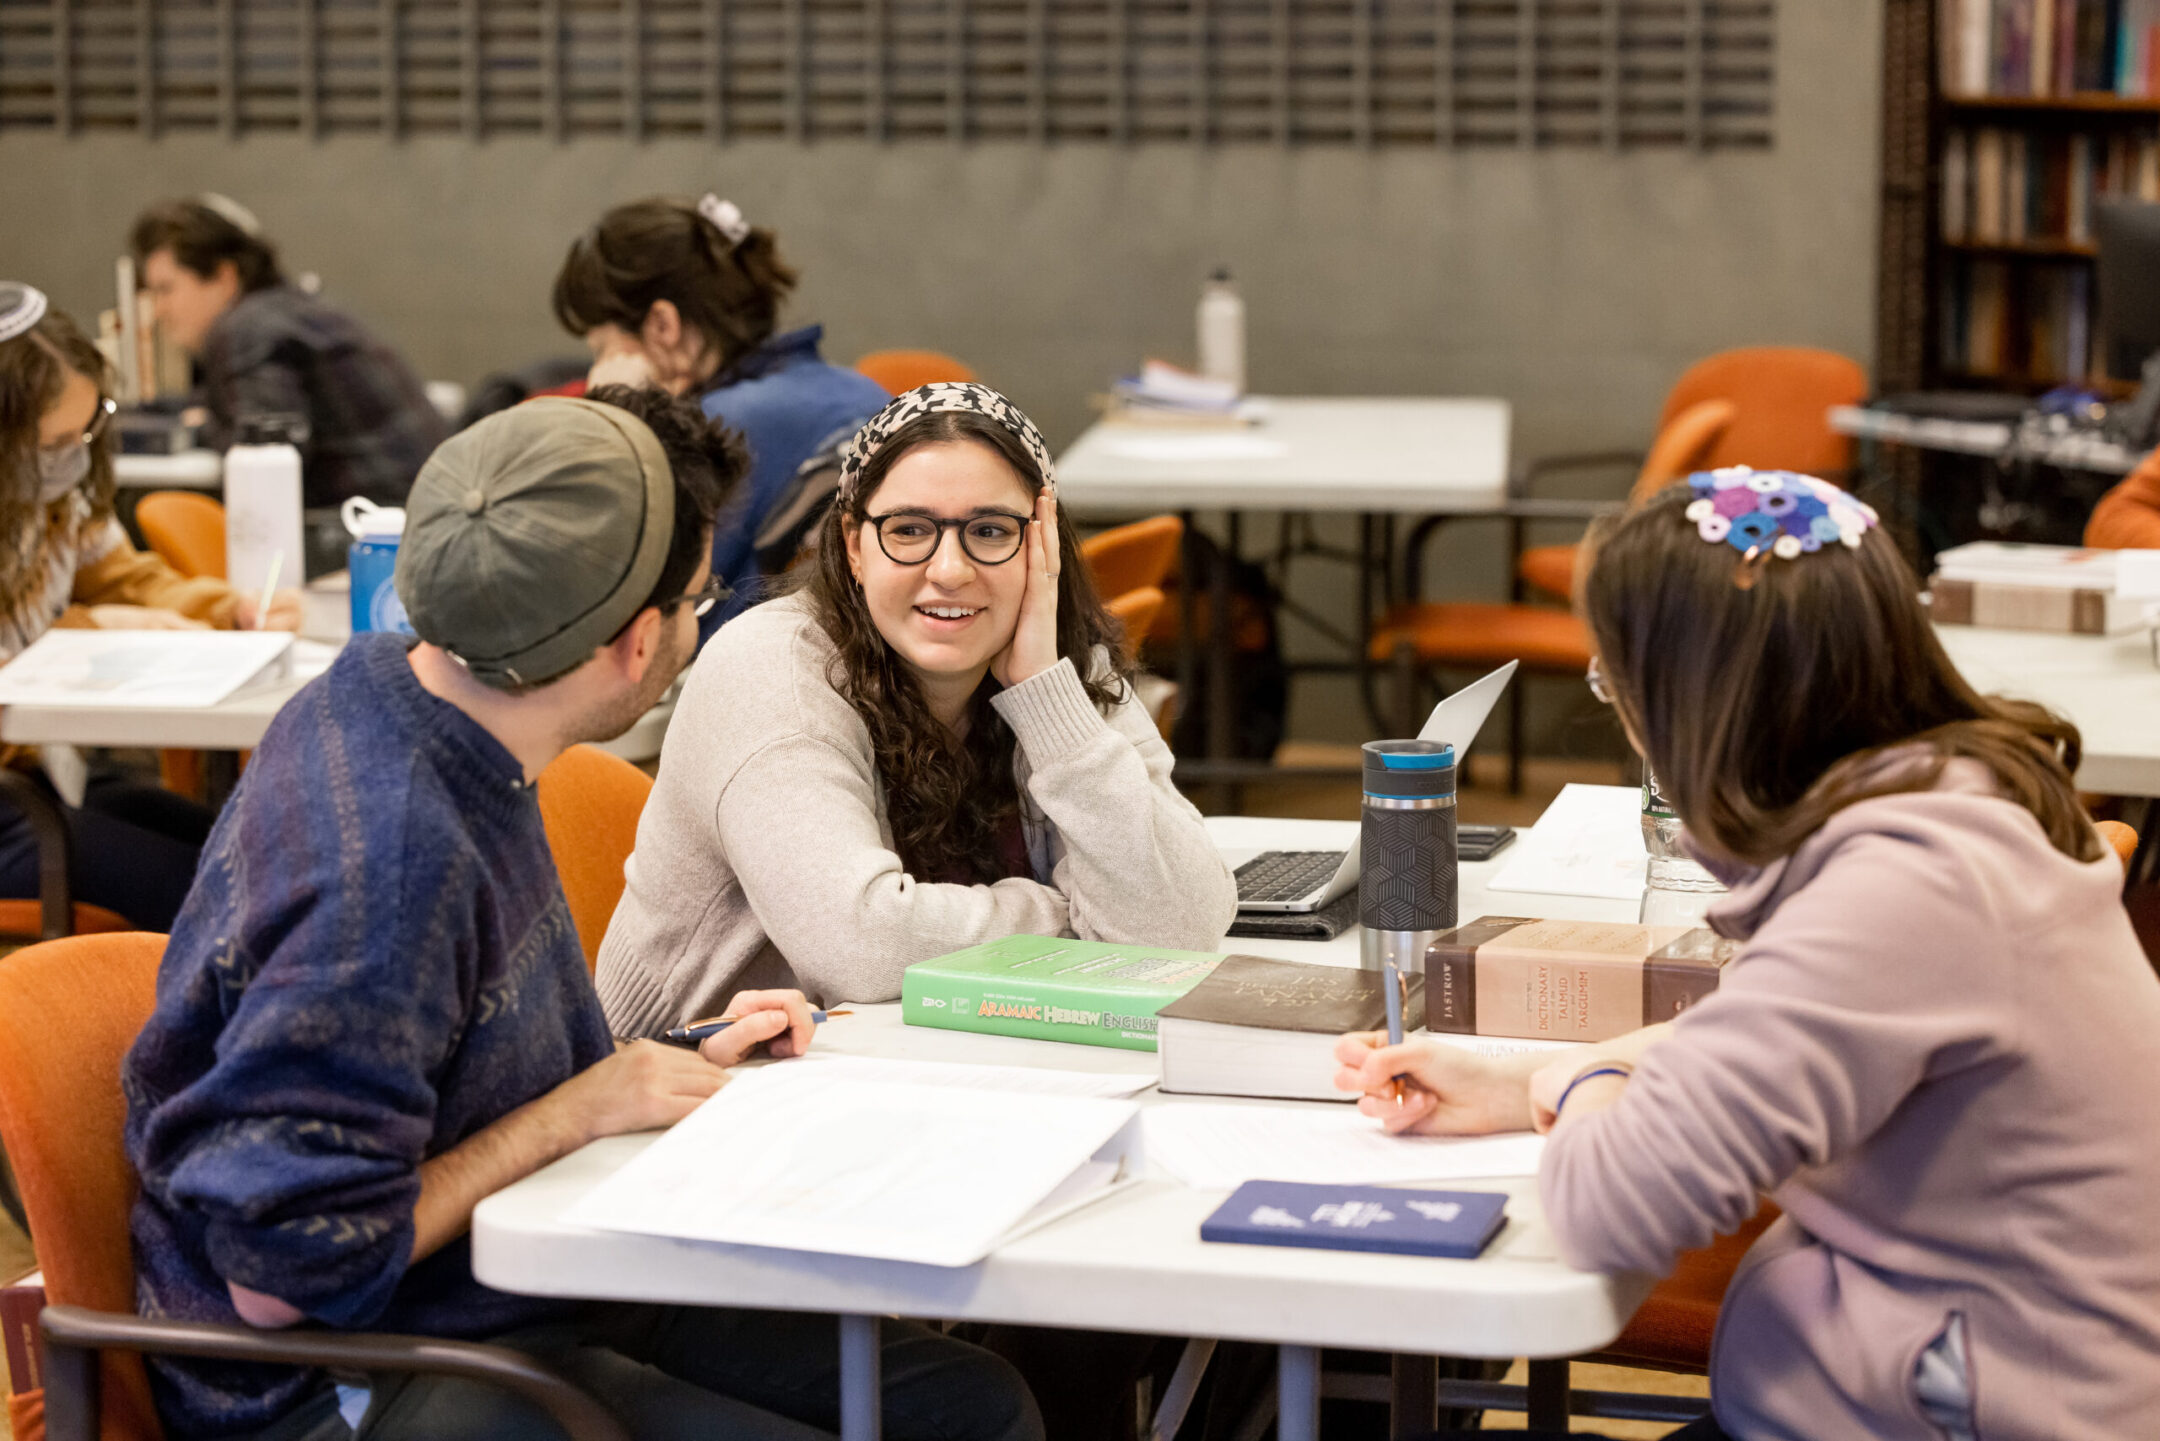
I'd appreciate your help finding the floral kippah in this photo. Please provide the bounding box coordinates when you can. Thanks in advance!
[1683,467,1878,562]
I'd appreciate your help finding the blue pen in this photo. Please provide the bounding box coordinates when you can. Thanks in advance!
[1381,962,1407,1105]
[663,1009,852,1046]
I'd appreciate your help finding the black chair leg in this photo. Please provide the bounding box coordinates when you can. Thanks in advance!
[1507,686,1526,796]
[1394,642,1421,739]
[0,768,74,940]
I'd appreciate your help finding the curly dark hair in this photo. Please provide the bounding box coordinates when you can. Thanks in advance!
[794,410,1132,884]
[0,304,117,598]
[129,199,285,292]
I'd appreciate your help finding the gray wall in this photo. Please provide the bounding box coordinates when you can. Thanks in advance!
[1,0,1882,743]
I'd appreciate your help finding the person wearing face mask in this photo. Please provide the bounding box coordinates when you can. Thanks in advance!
[0,282,301,931]
[551,194,890,635]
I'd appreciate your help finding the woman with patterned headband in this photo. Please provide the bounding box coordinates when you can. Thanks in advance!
[598,382,1236,1032]
[1335,472,2160,1441]
[551,193,889,634]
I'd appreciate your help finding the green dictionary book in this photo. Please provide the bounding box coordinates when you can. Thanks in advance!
[902,934,1229,1052]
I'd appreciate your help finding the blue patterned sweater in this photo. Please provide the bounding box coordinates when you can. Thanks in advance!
[123,633,615,1440]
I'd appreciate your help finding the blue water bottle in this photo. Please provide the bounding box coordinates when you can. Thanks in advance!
[342,497,413,635]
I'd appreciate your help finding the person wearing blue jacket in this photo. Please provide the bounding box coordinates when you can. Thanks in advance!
[552,194,889,637]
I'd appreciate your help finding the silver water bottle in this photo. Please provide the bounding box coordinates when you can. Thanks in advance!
[1359,739,1459,974]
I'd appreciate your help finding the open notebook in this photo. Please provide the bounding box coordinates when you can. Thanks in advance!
[564,1056,1145,1267]
[0,629,294,708]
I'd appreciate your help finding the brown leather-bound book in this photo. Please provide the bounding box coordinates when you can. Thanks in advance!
[1424,917,1734,1043]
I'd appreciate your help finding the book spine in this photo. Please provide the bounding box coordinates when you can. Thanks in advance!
[902,969,1173,1051]
[0,1275,43,1397]
[1930,576,1977,624]
[1421,917,1534,1034]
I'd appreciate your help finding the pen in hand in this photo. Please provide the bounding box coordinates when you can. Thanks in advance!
[664,1009,852,1047]
[1382,962,1408,1106]
[253,551,283,631]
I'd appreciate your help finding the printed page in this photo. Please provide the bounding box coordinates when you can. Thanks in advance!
[564,1065,1139,1267]
[787,1053,1153,1098]
[1486,784,1647,901]
[0,629,293,708]
[1143,1103,1543,1190]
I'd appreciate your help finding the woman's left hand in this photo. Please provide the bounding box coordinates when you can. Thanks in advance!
[233,588,304,632]
[992,484,1061,689]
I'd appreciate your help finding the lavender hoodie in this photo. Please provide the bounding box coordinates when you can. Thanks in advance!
[1542,762,2160,1439]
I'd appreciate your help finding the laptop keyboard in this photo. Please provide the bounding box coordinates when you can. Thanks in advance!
[1234,851,1345,904]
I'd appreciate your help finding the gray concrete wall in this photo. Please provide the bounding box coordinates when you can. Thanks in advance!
[1,0,1883,743]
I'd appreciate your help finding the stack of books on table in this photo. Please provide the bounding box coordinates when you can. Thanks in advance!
[1928,541,2160,635]
[1104,361,1263,427]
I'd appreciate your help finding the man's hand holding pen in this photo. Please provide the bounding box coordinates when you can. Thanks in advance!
[1330,1033,1547,1137]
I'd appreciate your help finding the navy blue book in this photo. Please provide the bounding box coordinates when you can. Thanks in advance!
[1199,1181,1508,1259]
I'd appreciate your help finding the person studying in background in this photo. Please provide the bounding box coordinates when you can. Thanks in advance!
[131,195,448,510]
[125,388,1040,1441]
[551,192,889,631]
[597,382,1237,1032]
[1337,473,2160,1441]
[0,280,298,931]
[2083,443,2160,548]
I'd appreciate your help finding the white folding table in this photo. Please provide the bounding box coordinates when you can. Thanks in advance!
[1937,624,2160,797]
[113,450,224,491]
[1055,399,1513,789]
[473,814,1652,1441]
[0,582,676,767]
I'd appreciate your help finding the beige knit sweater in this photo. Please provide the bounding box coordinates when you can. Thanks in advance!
[596,593,1238,1030]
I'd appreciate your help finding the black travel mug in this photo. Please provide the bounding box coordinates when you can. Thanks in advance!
[1359,739,1459,974]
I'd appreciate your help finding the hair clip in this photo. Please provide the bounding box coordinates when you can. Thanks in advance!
[0,281,49,344]
[696,194,751,246]
[1682,468,1877,587]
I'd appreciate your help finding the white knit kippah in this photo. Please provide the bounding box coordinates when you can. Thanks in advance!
[0,282,49,344]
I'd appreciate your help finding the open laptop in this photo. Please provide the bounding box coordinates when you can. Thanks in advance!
[1232,661,1517,913]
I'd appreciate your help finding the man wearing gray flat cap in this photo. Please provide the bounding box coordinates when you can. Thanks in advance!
[123,387,1042,1441]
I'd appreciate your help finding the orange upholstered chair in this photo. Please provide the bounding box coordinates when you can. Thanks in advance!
[1661,345,1868,479]
[1515,399,1737,602]
[0,934,629,1441]
[1081,515,1184,601]
[2098,819,2139,868]
[854,350,979,395]
[132,492,227,580]
[1103,586,1167,666]
[536,745,655,971]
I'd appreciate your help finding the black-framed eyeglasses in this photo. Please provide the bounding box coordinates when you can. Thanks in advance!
[1586,655,1612,705]
[867,510,1032,566]
[41,395,114,457]
[666,574,730,619]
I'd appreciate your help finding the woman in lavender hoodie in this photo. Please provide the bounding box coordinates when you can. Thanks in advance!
[1337,473,2160,1441]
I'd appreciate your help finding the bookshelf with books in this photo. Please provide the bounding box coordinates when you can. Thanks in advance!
[1931,2,2160,390]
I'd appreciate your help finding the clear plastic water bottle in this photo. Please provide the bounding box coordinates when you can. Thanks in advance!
[1639,770,1725,926]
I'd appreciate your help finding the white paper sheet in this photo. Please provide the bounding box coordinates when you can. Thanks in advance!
[787,1053,1154,1099]
[1142,1103,1544,1190]
[1485,783,1647,901]
[564,1064,1140,1266]
[0,629,294,708]
[1097,433,1287,463]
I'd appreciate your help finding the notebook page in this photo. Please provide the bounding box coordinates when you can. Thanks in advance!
[1486,784,1646,901]
[1143,1103,1543,1190]
[788,1053,1153,1098]
[565,1065,1139,1267]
